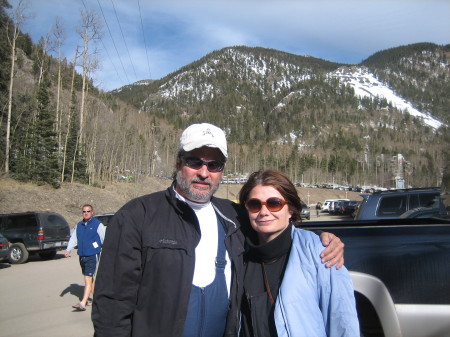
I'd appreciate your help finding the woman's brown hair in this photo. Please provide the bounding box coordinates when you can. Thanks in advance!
[239,170,303,223]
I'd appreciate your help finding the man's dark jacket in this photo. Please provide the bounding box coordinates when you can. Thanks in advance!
[92,183,247,337]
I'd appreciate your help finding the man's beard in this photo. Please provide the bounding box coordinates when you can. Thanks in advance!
[176,170,220,203]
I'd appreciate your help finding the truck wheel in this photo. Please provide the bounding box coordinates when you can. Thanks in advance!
[8,243,29,264]
[39,251,57,260]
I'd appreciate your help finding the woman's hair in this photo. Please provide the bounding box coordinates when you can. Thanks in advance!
[239,169,303,223]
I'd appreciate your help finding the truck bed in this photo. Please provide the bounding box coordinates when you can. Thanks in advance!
[301,217,450,337]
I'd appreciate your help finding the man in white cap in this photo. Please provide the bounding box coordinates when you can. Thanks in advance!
[92,123,344,337]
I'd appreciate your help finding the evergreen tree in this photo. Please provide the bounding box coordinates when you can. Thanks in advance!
[33,79,60,187]
[63,90,88,183]
[0,0,12,93]
[9,93,35,181]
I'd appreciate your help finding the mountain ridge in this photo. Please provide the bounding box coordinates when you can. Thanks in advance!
[113,44,448,127]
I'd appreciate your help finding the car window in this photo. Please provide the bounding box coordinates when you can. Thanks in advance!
[409,194,420,209]
[6,214,37,229]
[377,195,407,217]
[418,193,439,208]
[43,214,68,227]
[95,215,113,226]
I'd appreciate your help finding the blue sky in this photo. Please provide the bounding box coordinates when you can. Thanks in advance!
[9,0,450,91]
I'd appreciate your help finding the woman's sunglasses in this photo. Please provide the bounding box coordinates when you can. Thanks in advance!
[182,157,225,172]
[245,198,287,213]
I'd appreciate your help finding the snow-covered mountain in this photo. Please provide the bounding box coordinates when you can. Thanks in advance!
[108,43,448,187]
[330,67,443,129]
[120,45,446,132]
[113,44,448,138]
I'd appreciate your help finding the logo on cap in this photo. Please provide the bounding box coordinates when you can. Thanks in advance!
[203,129,214,137]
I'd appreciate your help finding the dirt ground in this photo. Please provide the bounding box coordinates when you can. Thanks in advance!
[0,177,361,227]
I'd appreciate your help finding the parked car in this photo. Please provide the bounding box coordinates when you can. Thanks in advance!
[354,187,445,220]
[330,200,341,214]
[0,212,70,264]
[0,233,10,261]
[300,202,310,220]
[321,199,336,212]
[329,199,349,215]
[400,207,443,219]
[339,200,359,216]
[93,213,115,226]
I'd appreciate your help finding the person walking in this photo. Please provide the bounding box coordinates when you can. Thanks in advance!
[65,204,105,311]
[316,201,322,217]
[92,123,345,337]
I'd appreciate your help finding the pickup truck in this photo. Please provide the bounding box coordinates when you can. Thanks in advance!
[303,217,450,337]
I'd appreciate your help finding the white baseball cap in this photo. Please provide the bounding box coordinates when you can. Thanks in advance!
[179,123,228,158]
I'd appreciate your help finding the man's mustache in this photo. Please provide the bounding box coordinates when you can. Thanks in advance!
[191,178,212,186]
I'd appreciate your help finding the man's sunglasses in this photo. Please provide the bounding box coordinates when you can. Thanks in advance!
[245,198,287,213]
[182,157,225,172]
[82,210,92,213]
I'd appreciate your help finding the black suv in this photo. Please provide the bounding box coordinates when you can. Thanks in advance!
[354,187,445,220]
[0,212,70,264]
[0,233,10,260]
[93,213,115,226]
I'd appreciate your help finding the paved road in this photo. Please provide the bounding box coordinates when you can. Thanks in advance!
[0,250,94,337]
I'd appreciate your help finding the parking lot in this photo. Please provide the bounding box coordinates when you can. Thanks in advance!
[0,251,94,337]
[306,210,353,222]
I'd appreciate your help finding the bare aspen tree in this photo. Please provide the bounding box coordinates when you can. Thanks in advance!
[4,0,29,175]
[84,82,100,186]
[86,108,98,185]
[77,9,102,147]
[108,137,119,181]
[35,33,53,87]
[82,74,103,185]
[70,134,80,184]
[61,106,72,183]
[52,17,65,156]
[61,48,78,183]
[148,124,160,176]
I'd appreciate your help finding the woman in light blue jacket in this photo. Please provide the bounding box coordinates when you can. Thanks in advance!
[239,170,359,337]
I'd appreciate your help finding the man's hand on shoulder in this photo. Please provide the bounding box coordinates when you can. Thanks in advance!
[319,232,344,269]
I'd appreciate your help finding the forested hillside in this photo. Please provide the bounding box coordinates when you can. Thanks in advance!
[114,45,449,188]
[0,0,448,191]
